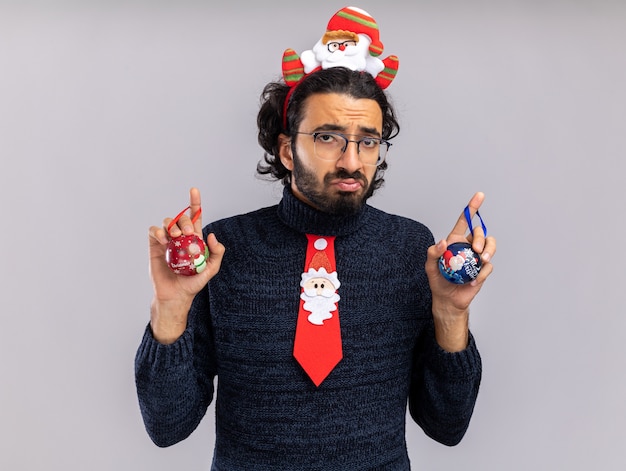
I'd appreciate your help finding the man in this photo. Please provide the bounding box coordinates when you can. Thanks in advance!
[136,7,496,470]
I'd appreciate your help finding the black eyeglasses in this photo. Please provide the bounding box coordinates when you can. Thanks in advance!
[295,131,391,167]
[326,40,358,52]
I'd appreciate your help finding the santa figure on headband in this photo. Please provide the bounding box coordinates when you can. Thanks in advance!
[282,6,399,89]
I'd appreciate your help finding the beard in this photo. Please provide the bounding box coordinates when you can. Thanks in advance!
[291,149,376,216]
[300,290,338,325]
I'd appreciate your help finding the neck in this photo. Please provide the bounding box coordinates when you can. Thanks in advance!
[278,186,369,236]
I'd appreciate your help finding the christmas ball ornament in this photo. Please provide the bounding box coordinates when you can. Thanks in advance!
[164,204,208,276]
[438,242,482,284]
[166,234,209,276]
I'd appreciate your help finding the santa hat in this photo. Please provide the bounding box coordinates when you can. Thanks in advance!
[300,248,341,289]
[323,6,384,57]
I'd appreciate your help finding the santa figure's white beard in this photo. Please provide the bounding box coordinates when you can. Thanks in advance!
[301,289,339,325]
[449,255,465,271]
[320,47,366,71]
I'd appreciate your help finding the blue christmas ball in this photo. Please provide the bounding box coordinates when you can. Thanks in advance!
[438,242,482,284]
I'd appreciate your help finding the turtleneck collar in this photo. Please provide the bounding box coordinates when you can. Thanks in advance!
[277,186,370,237]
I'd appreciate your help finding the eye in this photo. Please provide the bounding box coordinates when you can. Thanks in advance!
[360,137,380,150]
[315,133,341,145]
[328,42,340,52]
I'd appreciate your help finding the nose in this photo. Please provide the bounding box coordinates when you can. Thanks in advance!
[336,140,362,172]
[339,44,346,51]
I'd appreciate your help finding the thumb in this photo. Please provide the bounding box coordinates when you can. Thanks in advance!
[425,240,447,279]
[205,233,226,267]
[427,239,448,261]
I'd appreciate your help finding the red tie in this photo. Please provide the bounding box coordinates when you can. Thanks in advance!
[293,234,343,386]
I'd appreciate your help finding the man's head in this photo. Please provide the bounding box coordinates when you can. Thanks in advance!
[257,67,400,214]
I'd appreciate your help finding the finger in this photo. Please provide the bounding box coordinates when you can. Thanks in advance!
[427,239,447,261]
[149,225,169,245]
[175,213,196,236]
[189,187,203,235]
[481,235,497,263]
[163,217,182,238]
[163,215,195,237]
[425,240,448,280]
[206,233,225,260]
[471,259,494,286]
[471,224,486,254]
[165,208,195,237]
[204,233,226,275]
[448,192,485,238]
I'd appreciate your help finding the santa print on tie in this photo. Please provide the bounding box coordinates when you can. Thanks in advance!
[293,235,342,386]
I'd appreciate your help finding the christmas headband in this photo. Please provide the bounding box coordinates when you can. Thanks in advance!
[281,6,399,129]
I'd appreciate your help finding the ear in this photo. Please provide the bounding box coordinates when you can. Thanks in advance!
[278,133,294,171]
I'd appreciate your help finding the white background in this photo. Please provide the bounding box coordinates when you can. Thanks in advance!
[1,1,625,469]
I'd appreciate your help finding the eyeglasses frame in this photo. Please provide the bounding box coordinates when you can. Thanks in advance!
[294,131,391,167]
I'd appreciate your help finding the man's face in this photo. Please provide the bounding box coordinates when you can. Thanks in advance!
[279,93,383,215]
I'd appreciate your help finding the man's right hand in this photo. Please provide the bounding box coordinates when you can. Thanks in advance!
[147,187,225,344]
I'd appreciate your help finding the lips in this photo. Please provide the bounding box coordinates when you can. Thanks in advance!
[326,170,368,191]
[334,179,363,192]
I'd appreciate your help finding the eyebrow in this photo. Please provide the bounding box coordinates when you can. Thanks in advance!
[312,123,382,137]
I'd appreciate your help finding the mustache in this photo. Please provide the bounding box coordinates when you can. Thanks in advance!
[324,170,368,186]
[302,288,337,298]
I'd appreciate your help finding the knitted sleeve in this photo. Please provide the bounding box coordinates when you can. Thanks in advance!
[134,285,217,447]
[408,323,482,446]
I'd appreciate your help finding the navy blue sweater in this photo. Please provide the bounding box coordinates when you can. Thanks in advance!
[135,188,482,470]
